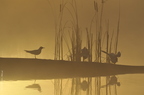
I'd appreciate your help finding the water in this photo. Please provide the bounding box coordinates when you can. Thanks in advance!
[1,74,144,95]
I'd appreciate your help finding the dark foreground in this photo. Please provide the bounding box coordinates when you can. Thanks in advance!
[0,58,144,81]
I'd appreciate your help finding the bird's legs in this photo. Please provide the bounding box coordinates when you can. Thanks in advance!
[34,79,36,84]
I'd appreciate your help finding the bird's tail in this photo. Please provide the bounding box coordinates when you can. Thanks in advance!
[24,50,30,53]
[101,50,109,55]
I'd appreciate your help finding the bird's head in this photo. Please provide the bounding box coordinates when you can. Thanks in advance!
[39,46,44,49]
[116,52,121,57]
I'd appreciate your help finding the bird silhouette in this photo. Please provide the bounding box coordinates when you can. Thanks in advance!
[25,46,44,59]
[81,47,89,61]
[101,50,121,64]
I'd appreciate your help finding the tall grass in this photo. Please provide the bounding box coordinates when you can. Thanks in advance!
[61,0,82,95]
[52,0,121,95]
[53,1,68,95]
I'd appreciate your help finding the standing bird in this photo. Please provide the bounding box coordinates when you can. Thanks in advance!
[101,50,121,64]
[25,46,44,59]
[81,47,89,61]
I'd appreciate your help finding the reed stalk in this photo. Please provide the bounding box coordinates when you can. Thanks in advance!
[105,20,109,95]
[85,27,93,95]
[53,1,68,95]
[115,2,120,54]
[63,0,82,95]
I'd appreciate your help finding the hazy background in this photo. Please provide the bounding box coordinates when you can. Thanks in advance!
[0,0,144,66]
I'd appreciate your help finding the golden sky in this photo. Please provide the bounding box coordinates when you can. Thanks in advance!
[0,0,144,65]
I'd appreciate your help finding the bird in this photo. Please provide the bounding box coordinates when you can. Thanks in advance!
[24,46,44,59]
[101,50,121,64]
[81,47,89,61]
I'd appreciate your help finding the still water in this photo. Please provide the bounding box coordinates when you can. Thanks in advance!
[1,74,144,95]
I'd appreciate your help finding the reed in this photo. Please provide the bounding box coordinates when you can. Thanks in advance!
[61,0,82,95]
[53,1,68,95]
[52,0,121,95]
[105,20,109,95]
[95,0,107,94]
[85,27,93,95]
[115,2,121,54]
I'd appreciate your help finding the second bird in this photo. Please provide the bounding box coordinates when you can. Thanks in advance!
[25,46,44,59]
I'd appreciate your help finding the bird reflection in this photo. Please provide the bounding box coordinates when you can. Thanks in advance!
[24,46,44,59]
[101,50,121,64]
[25,83,42,92]
[80,80,89,91]
[101,76,120,88]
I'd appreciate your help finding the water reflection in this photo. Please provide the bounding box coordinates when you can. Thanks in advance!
[101,76,120,88]
[1,74,144,95]
[1,60,144,95]
[25,83,42,92]
[80,80,89,91]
